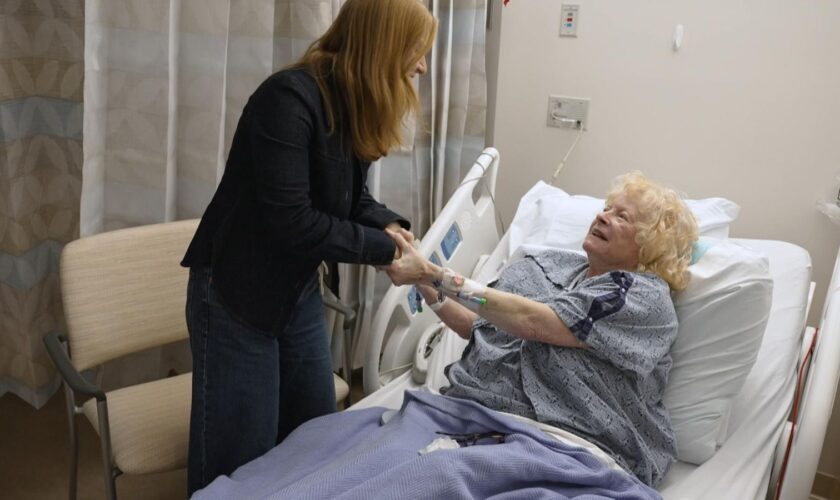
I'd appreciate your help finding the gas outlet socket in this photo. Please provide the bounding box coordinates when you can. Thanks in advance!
[560,4,579,37]
[547,95,589,130]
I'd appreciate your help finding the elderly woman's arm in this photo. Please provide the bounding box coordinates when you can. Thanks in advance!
[387,230,584,348]
[415,284,477,339]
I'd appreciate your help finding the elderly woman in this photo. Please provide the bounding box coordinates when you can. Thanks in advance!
[383,172,698,487]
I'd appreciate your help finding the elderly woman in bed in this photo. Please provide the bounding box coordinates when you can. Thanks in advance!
[383,172,698,487]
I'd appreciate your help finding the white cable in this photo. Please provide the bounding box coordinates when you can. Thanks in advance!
[550,122,584,186]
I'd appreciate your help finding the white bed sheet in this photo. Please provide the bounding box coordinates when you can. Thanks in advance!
[351,238,811,499]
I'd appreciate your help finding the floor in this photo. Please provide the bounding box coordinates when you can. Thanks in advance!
[0,374,366,500]
[812,471,840,500]
[0,392,185,500]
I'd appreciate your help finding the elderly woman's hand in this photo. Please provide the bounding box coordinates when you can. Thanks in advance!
[383,229,439,286]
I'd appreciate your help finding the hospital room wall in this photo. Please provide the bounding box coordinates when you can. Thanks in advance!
[486,0,840,479]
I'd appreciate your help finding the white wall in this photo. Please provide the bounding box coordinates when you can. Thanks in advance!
[490,0,840,478]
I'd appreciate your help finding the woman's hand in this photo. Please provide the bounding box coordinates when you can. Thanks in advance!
[385,222,404,260]
[383,229,440,286]
[396,227,415,244]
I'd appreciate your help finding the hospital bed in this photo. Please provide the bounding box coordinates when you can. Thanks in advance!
[353,147,838,500]
[195,148,838,499]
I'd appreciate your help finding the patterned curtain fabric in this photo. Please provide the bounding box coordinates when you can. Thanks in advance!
[0,0,85,408]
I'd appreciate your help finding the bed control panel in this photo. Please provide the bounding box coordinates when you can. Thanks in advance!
[408,253,443,315]
[440,224,462,260]
[408,286,422,315]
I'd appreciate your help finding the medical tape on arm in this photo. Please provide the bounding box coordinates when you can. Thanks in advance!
[435,268,488,310]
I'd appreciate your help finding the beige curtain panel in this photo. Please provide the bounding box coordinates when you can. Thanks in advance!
[0,0,84,408]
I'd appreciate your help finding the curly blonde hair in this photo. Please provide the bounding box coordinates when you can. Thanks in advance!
[607,172,699,291]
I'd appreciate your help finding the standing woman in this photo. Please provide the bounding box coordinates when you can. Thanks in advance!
[180,0,437,493]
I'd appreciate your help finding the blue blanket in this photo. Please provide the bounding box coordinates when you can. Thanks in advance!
[194,391,660,499]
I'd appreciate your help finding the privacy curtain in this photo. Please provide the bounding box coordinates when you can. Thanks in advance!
[0,0,84,408]
[82,0,344,234]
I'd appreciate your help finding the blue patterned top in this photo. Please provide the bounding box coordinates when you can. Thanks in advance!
[442,248,678,486]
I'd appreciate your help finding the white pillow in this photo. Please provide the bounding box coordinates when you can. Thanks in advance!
[507,181,740,257]
[665,238,773,464]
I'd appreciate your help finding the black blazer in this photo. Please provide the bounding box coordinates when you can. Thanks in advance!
[182,68,409,334]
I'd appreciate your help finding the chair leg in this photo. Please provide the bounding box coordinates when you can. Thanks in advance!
[96,400,117,500]
[63,382,78,500]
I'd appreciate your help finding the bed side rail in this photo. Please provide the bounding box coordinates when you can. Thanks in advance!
[777,247,840,499]
[363,148,501,395]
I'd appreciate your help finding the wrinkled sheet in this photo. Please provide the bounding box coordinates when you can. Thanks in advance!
[194,390,660,500]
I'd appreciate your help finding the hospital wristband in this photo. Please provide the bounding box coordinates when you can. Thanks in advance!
[428,296,448,311]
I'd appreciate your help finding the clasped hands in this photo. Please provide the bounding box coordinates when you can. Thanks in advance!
[379,228,439,287]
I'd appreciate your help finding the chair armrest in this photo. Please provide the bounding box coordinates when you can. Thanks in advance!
[43,331,106,401]
[321,296,357,330]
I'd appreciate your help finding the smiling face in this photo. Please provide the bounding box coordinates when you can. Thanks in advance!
[582,192,641,275]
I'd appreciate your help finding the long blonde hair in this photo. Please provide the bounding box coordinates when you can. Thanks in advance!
[295,0,437,161]
[607,172,698,291]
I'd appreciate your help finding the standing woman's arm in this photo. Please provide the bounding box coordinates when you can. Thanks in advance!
[249,75,397,265]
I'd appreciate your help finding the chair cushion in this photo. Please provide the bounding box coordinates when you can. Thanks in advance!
[82,372,350,474]
[82,373,192,475]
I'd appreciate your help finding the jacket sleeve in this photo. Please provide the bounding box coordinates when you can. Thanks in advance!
[248,76,397,265]
[351,184,411,230]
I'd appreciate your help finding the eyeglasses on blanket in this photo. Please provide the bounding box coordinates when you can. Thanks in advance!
[435,431,507,447]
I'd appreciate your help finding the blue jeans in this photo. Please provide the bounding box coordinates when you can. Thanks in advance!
[186,267,336,496]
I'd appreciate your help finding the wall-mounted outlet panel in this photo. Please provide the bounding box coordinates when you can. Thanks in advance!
[560,4,579,37]
[547,95,590,130]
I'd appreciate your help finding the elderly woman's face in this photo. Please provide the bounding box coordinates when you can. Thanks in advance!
[582,192,641,271]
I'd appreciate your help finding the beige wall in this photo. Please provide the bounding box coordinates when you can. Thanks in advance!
[489,0,840,477]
